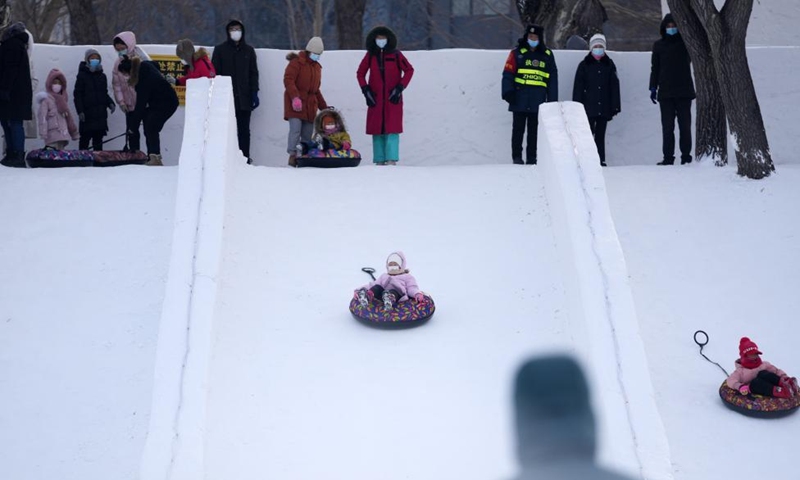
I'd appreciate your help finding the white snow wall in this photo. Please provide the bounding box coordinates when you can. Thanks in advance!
[538,101,672,480]
[24,45,800,167]
[139,76,245,480]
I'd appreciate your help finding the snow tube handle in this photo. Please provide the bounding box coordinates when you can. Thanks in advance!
[361,267,376,281]
[694,330,729,377]
[694,330,709,347]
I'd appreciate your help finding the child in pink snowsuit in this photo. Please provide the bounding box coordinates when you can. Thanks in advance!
[726,337,797,398]
[354,251,427,310]
[36,69,78,150]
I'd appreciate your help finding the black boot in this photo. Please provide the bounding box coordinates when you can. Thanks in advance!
[681,155,693,165]
[512,157,523,165]
[1,151,26,168]
[525,158,537,165]
[657,156,675,166]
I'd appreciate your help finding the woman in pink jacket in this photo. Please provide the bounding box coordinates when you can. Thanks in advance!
[354,251,427,311]
[112,31,149,152]
[36,69,78,149]
[726,337,797,398]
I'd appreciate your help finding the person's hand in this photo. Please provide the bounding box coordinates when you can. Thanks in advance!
[252,92,260,110]
[389,84,404,104]
[361,85,376,107]
[650,87,658,104]
[415,293,427,304]
[120,104,129,114]
[739,385,750,395]
[503,91,515,104]
[342,141,351,150]
[78,113,85,122]
[108,102,116,114]
[292,97,302,112]
[165,74,177,86]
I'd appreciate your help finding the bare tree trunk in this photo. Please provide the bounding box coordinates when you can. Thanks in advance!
[63,0,100,44]
[688,0,774,178]
[515,0,606,48]
[334,0,367,49]
[668,0,727,166]
[313,0,323,36]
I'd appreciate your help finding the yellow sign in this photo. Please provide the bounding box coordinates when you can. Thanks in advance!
[150,54,186,106]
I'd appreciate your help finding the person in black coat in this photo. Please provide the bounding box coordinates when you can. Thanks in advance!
[0,22,33,168]
[650,13,696,165]
[502,24,559,165]
[74,48,116,151]
[118,56,179,165]
[573,34,621,167]
[211,19,260,164]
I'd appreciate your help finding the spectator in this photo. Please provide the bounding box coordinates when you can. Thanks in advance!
[112,31,150,153]
[0,22,33,168]
[36,68,78,150]
[74,49,116,151]
[283,36,327,167]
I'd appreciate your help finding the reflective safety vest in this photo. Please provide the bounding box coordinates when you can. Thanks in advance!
[515,48,551,88]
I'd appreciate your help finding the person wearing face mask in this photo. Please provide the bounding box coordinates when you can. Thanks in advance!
[501,24,558,165]
[649,13,695,165]
[283,36,328,167]
[572,34,620,167]
[175,39,216,86]
[111,31,150,153]
[74,49,116,151]
[36,69,79,150]
[356,26,414,166]
[297,108,352,156]
[212,19,259,165]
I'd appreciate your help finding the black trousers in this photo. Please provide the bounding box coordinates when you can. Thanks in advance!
[143,104,178,155]
[512,112,538,164]
[79,131,105,151]
[126,111,142,152]
[235,109,252,158]
[588,116,608,164]
[749,370,782,396]
[368,285,401,305]
[659,98,693,163]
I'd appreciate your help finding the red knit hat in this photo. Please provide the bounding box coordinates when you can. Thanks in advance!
[739,337,763,357]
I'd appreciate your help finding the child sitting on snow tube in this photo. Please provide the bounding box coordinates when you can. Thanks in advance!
[354,251,427,311]
[297,108,355,157]
[726,337,798,398]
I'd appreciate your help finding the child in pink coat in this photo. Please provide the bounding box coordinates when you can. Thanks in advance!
[726,337,798,398]
[36,68,78,150]
[354,251,427,311]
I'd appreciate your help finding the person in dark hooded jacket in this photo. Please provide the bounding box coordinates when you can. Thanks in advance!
[74,48,116,150]
[573,34,621,167]
[502,24,558,165]
[650,13,695,165]
[212,19,259,164]
[0,22,33,168]
[118,56,179,165]
[511,355,634,480]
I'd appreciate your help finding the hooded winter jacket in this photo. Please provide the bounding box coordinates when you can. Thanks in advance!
[176,46,216,86]
[313,108,351,150]
[37,69,78,145]
[356,26,414,135]
[126,57,179,125]
[573,53,621,120]
[112,31,151,111]
[649,14,695,100]
[0,23,33,121]
[283,51,328,122]
[502,25,559,114]
[361,251,421,302]
[211,20,259,112]
[74,58,114,134]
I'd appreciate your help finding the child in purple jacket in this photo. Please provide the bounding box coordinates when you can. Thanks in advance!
[726,337,797,398]
[354,251,427,311]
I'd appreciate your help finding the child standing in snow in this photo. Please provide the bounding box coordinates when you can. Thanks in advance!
[37,68,78,150]
[354,252,427,311]
[726,337,798,398]
[74,49,116,150]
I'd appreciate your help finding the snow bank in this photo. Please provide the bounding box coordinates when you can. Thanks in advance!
[139,76,245,480]
[26,44,800,167]
[538,101,672,480]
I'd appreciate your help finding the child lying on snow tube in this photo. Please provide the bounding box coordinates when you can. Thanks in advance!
[726,337,798,398]
[354,251,428,311]
[297,108,359,158]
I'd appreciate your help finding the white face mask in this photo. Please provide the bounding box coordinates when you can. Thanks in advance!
[180,59,188,66]
[376,38,388,49]
[230,30,242,42]
[52,84,63,94]
[388,263,402,273]
[323,123,336,132]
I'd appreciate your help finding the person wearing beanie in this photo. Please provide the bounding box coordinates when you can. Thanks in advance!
[0,22,32,168]
[36,68,78,150]
[572,32,620,167]
[175,39,216,87]
[501,24,558,165]
[353,252,427,311]
[212,19,259,164]
[725,337,798,399]
[111,31,150,154]
[511,355,634,479]
[356,25,414,166]
[74,48,116,151]
[650,13,696,165]
[283,36,328,167]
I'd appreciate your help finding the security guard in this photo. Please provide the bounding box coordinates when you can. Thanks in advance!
[502,24,558,165]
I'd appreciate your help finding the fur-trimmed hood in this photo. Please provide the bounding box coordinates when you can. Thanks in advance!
[313,107,347,135]
[365,26,398,54]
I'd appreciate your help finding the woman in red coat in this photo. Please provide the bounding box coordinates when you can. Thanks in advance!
[175,39,216,86]
[356,26,414,165]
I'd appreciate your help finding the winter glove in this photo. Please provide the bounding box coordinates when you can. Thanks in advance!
[389,84,404,104]
[502,91,515,104]
[739,385,750,395]
[650,87,658,104]
[120,104,129,114]
[165,74,177,86]
[414,293,427,304]
[78,113,86,123]
[361,85,376,107]
[252,91,260,110]
[108,102,116,114]
[342,141,351,150]
[291,97,302,112]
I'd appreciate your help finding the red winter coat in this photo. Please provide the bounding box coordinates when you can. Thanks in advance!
[356,44,414,135]
[177,49,216,86]
[284,51,327,123]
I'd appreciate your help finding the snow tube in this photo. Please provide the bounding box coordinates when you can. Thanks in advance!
[296,148,361,168]
[26,149,95,168]
[349,294,435,329]
[719,381,800,418]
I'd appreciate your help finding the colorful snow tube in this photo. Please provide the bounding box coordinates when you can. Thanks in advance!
[719,381,800,418]
[296,148,361,168]
[349,294,435,329]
